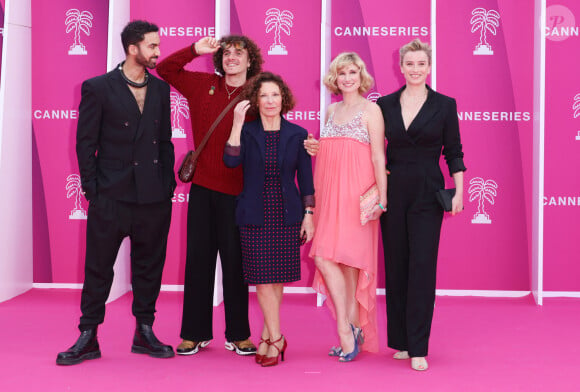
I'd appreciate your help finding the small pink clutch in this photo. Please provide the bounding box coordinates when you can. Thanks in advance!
[360,184,379,225]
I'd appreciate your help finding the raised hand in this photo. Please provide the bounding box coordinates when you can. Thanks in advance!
[194,37,220,55]
[233,100,251,128]
[227,100,251,147]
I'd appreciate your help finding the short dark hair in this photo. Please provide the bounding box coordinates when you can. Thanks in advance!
[121,20,159,54]
[243,72,295,116]
[213,35,263,78]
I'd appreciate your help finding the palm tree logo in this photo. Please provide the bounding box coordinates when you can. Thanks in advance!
[170,92,189,139]
[573,93,580,141]
[470,8,500,55]
[66,174,87,220]
[468,177,498,224]
[366,92,381,103]
[265,8,294,55]
[65,9,94,55]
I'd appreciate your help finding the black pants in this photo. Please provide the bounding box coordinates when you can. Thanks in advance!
[79,197,172,331]
[381,166,443,357]
[180,184,250,342]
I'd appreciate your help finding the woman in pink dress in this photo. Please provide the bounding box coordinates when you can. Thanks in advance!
[310,53,387,362]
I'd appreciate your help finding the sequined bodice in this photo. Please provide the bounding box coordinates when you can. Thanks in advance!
[321,111,370,144]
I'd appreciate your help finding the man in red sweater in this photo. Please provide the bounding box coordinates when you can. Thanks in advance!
[157,36,263,356]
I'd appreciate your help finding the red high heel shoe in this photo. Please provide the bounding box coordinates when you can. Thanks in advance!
[261,335,287,367]
[255,337,270,364]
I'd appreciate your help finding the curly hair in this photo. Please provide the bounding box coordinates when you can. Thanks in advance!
[243,72,296,116]
[323,52,374,95]
[399,39,432,66]
[213,35,264,78]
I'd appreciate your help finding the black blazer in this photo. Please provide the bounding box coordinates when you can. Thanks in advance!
[76,67,176,204]
[223,117,314,226]
[376,85,466,185]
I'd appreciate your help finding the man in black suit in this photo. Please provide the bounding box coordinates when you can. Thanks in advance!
[57,20,176,365]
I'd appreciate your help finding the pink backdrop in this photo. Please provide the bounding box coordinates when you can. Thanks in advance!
[131,1,215,285]
[331,0,431,98]
[32,0,108,283]
[544,0,580,291]
[436,0,533,290]
[230,0,322,287]
[331,0,431,289]
[28,1,577,294]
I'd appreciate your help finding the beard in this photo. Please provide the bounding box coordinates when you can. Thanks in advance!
[135,50,158,69]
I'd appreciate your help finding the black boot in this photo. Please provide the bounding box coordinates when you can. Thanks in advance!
[56,328,101,365]
[131,324,174,358]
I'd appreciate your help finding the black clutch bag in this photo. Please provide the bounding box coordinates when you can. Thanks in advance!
[435,188,456,212]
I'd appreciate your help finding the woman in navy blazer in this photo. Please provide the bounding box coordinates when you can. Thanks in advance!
[376,39,466,371]
[224,72,314,367]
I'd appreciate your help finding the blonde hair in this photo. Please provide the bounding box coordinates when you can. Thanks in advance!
[323,52,374,95]
[399,39,432,66]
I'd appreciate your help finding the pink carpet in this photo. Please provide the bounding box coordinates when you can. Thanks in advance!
[0,289,578,391]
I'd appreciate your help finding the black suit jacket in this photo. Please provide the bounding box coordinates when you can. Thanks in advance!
[376,85,466,181]
[76,67,176,204]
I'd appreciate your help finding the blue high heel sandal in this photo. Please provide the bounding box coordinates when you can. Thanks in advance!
[338,325,359,362]
[328,346,343,357]
[354,326,365,345]
[331,326,362,356]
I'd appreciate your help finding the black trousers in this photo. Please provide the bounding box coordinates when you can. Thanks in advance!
[180,184,250,342]
[79,197,172,331]
[381,166,443,357]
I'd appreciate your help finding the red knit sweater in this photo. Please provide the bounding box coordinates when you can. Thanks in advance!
[157,46,244,195]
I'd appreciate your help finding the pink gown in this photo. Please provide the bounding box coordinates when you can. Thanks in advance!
[310,111,379,352]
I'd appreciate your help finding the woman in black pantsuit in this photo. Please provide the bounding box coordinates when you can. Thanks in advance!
[376,39,466,371]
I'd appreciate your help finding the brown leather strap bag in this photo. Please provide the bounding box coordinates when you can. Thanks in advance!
[178,95,242,183]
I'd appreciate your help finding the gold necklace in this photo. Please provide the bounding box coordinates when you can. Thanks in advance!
[225,83,240,100]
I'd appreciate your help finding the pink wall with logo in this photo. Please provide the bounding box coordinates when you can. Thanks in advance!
[331,0,431,99]
[331,0,431,289]
[544,0,580,292]
[436,0,533,291]
[231,0,322,287]
[32,0,108,283]
[27,1,578,295]
[131,0,215,284]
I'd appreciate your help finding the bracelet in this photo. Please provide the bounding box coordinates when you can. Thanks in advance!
[378,203,387,212]
[304,210,314,215]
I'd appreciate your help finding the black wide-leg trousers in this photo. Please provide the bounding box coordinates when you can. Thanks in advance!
[180,184,250,342]
[381,165,443,358]
[79,196,172,331]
